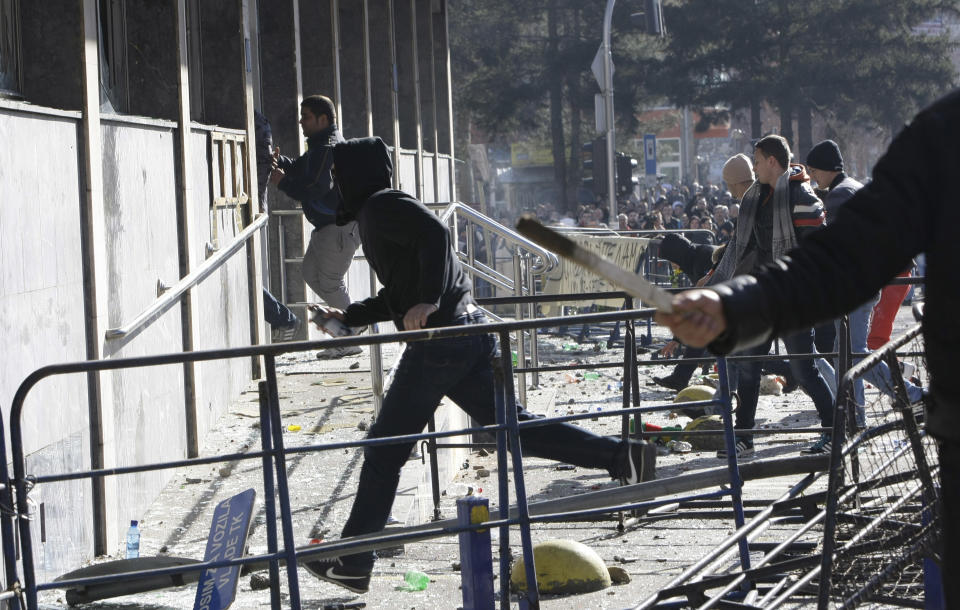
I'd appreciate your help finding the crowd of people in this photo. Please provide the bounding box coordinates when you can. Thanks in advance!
[531,182,747,245]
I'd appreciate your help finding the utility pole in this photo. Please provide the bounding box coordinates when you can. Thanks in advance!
[601,0,617,224]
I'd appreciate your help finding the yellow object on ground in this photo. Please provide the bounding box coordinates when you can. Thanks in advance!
[510,539,612,594]
[685,415,726,451]
[673,384,716,403]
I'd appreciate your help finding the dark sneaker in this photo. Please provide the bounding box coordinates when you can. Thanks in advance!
[622,441,657,484]
[801,433,832,455]
[652,375,687,392]
[302,557,371,593]
[279,317,302,342]
[716,440,754,459]
[316,345,363,359]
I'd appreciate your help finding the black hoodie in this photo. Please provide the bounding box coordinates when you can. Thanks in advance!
[333,137,474,329]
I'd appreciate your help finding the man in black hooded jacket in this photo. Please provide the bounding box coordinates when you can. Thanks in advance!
[304,137,652,593]
[656,89,960,607]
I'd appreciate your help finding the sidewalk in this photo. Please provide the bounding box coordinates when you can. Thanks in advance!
[37,305,922,608]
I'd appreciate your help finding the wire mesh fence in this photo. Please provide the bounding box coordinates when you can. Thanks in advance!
[819,324,941,608]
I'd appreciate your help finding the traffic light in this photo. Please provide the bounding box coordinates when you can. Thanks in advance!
[581,138,608,197]
[616,153,639,196]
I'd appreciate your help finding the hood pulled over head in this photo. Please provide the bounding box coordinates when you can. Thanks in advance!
[333,137,393,223]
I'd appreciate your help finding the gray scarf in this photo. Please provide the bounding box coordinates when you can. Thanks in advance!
[709,169,796,285]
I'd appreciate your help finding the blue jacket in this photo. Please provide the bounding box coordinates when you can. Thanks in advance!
[275,125,344,229]
[822,172,864,224]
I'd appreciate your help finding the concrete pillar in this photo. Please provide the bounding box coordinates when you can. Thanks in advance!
[173,0,201,459]
[395,0,424,198]
[415,0,438,202]
[339,0,373,137]
[259,0,306,312]
[433,0,456,201]
[239,0,266,374]
[368,0,399,149]
[78,0,119,557]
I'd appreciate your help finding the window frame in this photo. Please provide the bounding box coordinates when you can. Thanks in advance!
[97,0,128,113]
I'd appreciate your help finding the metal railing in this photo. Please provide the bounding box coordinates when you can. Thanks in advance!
[635,304,936,608]
[105,213,269,345]
[436,201,561,402]
[5,307,756,610]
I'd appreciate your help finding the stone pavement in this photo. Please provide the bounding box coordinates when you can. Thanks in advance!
[36,305,922,609]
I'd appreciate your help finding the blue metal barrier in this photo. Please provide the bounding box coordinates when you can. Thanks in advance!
[5,308,754,608]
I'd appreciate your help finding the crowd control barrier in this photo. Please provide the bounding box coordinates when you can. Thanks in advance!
[4,308,757,610]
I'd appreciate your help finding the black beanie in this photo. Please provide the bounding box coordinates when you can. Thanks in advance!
[805,140,844,172]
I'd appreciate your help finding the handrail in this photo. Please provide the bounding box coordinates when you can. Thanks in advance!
[105,213,269,341]
[434,201,560,275]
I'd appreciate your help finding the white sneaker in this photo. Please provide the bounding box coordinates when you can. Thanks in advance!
[316,345,363,360]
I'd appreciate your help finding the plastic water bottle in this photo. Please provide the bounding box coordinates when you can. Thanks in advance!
[126,520,140,559]
[401,570,430,591]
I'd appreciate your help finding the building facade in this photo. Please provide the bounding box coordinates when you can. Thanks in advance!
[0,0,456,582]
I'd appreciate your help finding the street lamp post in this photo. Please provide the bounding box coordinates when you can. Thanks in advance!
[601,0,617,224]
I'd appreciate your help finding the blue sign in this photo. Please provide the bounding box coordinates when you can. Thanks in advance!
[194,489,256,610]
[644,134,657,176]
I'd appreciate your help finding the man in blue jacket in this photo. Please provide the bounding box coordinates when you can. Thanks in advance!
[806,140,923,426]
[303,137,654,593]
[270,95,361,358]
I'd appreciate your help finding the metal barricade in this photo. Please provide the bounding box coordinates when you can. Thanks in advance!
[6,308,753,610]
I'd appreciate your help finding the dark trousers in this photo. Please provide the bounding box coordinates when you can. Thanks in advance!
[263,288,297,328]
[340,313,623,568]
[731,328,835,437]
[940,440,960,607]
[669,346,707,385]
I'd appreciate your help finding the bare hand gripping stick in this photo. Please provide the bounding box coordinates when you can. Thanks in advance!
[515,215,674,313]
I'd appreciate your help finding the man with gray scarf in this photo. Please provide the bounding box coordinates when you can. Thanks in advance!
[708,135,834,457]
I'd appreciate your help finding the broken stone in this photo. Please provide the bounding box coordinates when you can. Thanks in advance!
[607,566,631,584]
[476,468,491,478]
[249,572,271,590]
[357,420,368,431]
[349,362,360,370]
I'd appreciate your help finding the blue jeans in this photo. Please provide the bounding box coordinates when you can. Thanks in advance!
[831,297,923,406]
[262,289,297,328]
[731,328,836,439]
[339,313,624,569]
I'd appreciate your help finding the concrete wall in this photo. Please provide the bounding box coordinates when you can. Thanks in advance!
[0,106,261,579]
[1,0,459,584]
[0,105,91,581]
[397,150,419,198]
[189,128,254,440]
[100,118,186,531]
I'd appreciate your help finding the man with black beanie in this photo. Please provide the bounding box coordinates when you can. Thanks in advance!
[805,140,924,428]
[805,139,859,224]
